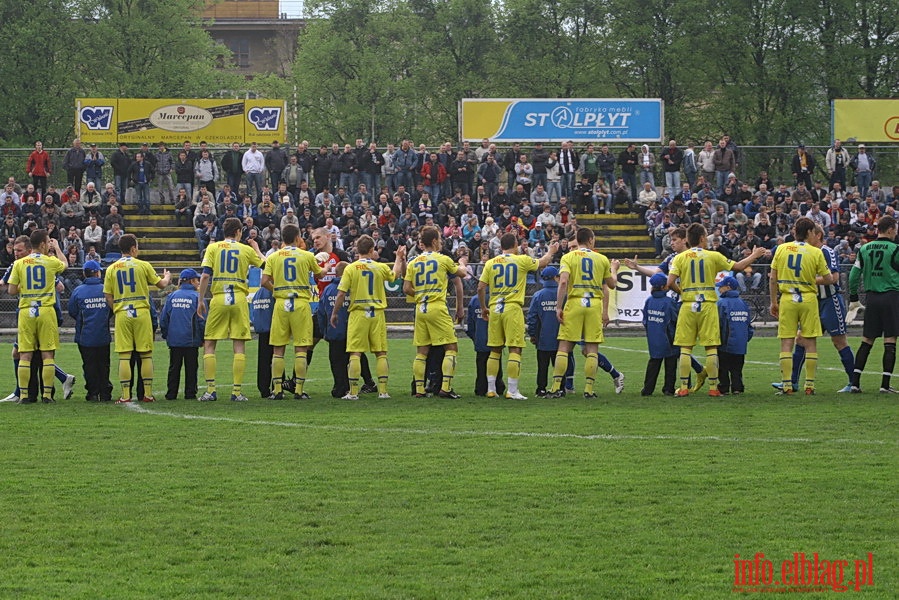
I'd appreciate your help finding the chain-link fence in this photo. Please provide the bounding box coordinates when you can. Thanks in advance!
[0,262,864,330]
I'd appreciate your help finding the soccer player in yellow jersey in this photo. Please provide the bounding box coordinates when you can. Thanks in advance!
[197,217,265,402]
[261,224,323,399]
[7,230,67,403]
[478,232,559,399]
[331,234,407,400]
[102,234,172,403]
[403,225,468,398]
[769,217,833,395]
[548,228,617,399]
[668,223,767,396]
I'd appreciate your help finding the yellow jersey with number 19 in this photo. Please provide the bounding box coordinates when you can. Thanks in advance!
[478,253,539,308]
[263,246,323,301]
[8,253,67,309]
[201,239,263,297]
[669,247,735,303]
[560,248,612,300]
[102,256,161,313]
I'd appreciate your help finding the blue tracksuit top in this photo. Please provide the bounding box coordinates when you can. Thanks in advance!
[466,294,490,353]
[717,290,754,354]
[642,290,678,359]
[316,279,349,342]
[526,280,561,352]
[160,284,205,348]
[67,277,111,347]
[250,287,274,334]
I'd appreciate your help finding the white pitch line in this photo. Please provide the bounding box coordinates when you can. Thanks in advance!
[124,404,894,446]
[603,345,879,375]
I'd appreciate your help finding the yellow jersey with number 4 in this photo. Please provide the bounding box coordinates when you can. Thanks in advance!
[8,253,66,309]
[670,248,735,303]
[201,239,263,297]
[771,241,828,296]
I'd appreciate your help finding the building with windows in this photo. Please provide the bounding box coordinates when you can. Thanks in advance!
[202,1,304,77]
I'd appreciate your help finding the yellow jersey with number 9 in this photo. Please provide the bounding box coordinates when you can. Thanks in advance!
[670,248,735,303]
[479,253,539,308]
[560,248,612,300]
[201,239,263,296]
[8,253,66,309]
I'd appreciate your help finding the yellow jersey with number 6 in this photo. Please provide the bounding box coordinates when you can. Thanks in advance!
[263,246,323,301]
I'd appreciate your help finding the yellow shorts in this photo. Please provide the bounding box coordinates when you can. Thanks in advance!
[673,301,721,347]
[113,309,154,353]
[487,306,526,349]
[413,304,457,347]
[204,293,251,340]
[558,301,604,343]
[778,293,822,339]
[347,309,387,353]
[17,307,59,352]
[270,300,314,348]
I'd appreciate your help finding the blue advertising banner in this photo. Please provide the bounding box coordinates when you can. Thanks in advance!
[460,98,664,143]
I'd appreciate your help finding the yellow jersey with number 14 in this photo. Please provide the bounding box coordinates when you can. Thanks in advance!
[201,239,263,297]
[669,248,735,303]
[102,256,161,313]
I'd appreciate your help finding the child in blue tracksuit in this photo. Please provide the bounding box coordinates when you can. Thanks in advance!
[466,292,505,397]
[641,273,679,396]
[251,285,275,397]
[316,263,352,398]
[67,260,113,401]
[160,269,206,400]
[526,267,574,396]
[716,275,753,394]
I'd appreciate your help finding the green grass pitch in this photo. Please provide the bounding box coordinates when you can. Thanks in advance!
[0,336,895,598]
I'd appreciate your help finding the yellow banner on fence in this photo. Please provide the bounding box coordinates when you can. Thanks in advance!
[75,98,287,145]
[832,99,899,143]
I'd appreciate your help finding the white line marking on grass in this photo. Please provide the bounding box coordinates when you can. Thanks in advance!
[123,404,894,446]
[603,345,875,375]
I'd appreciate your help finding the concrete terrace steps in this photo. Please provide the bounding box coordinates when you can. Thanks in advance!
[579,213,656,258]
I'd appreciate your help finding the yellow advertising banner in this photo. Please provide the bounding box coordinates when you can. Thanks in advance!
[75,98,287,144]
[832,99,899,142]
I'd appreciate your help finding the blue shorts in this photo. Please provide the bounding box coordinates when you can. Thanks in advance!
[818,295,848,337]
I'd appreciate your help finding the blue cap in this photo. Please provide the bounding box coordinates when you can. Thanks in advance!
[83,260,102,273]
[716,275,739,291]
[180,268,200,281]
[649,273,667,289]
[540,266,560,280]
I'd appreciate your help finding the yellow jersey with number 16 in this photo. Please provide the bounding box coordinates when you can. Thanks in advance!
[201,239,263,297]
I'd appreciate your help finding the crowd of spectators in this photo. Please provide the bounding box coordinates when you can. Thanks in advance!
[10,137,894,281]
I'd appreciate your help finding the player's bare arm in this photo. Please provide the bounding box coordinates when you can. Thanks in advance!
[666,273,682,295]
[555,271,569,324]
[197,272,211,318]
[402,278,414,297]
[733,245,768,272]
[156,269,172,289]
[260,273,275,292]
[769,267,779,318]
[477,280,489,322]
[453,273,464,323]
[538,241,560,269]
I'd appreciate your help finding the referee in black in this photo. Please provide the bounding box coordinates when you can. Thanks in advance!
[847,215,899,393]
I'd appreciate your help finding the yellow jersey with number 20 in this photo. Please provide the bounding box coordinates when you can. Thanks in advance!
[479,253,539,309]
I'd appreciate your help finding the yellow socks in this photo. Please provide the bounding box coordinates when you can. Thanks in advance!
[232,353,246,395]
[413,353,428,394]
[18,360,31,399]
[550,351,568,392]
[779,352,792,389]
[119,354,133,400]
[441,350,457,392]
[139,353,153,398]
[804,352,817,391]
[294,351,307,394]
[584,353,598,394]
[679,349,692,390]
[705,349,719,391]
[348,354,361,396]
[376,355,389,394]
[271,355,285,394]
[41,361,55,400]
[204,353,217,393]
